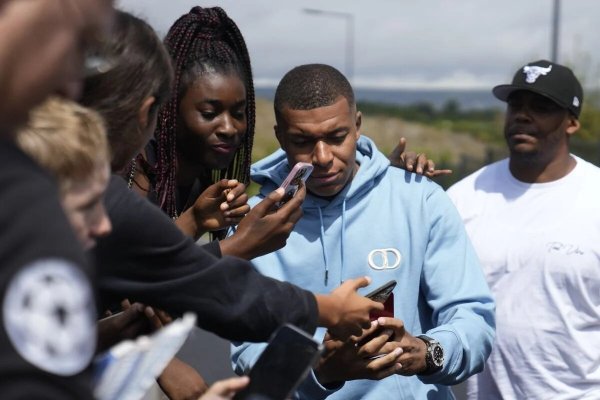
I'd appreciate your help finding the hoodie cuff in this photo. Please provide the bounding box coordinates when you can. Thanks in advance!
[417,329,462,384]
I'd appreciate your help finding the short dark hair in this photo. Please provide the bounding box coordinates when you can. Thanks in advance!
[274,64,354,117]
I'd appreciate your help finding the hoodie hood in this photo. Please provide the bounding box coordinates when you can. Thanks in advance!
[251,135,390,209]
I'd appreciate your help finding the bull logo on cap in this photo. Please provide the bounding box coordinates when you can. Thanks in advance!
[522,65,553,83]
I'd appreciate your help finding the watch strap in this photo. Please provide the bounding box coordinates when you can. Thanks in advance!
[417,335,444,375]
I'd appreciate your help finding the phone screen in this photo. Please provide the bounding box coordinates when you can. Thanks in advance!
[234,324,323,400]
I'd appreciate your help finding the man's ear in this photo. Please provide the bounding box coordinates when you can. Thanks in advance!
[274,124,285,149]
[137,96,156,130]
[566,115,581,137]
[355,110,362,139]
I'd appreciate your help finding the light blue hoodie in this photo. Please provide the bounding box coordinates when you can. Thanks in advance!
[231,136,495,399]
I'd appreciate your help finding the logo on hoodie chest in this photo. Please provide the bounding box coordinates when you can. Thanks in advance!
[368,248,402,270]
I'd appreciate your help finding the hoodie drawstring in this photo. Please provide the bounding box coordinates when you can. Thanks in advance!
[340,199,347,282]
[318,199,347,287]
[317,207,329,286]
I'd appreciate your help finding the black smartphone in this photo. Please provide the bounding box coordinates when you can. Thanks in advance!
[233,324,323,400]
[98,310,125,322]
[365,280,396,320]
[277,162,313,208]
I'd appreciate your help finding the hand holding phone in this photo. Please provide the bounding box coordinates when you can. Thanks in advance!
[277,162,313,207]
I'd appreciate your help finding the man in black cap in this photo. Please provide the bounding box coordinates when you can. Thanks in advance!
[447,60,600,399]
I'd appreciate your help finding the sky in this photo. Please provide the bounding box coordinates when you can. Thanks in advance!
[116,0,600,90]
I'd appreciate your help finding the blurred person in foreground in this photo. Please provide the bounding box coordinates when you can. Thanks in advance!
[232,64,495,399]
[0,0,114,398]
[446,60,600,399]
[16,97,112,250]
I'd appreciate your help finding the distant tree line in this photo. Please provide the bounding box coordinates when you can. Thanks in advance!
[358,98,600,188]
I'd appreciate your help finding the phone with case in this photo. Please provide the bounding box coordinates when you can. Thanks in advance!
[365,280,396,320]
[233,324,323,400]
[277,162,313,207]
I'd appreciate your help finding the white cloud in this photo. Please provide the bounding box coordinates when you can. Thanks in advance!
[117,0,600,89]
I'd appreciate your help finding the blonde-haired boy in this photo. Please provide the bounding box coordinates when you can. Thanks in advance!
[17,97,112,249]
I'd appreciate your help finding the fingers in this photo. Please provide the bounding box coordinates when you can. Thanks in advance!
[204,376,250,397]
[427,168,453,178]
[155,309,173,325]
[352,320,380,344]
[396,137,407,153]
[144,306,163,329]
[276,184,306,222]
[365,347,404,379]
[409,154,453,178]
[110,303,146,330]
[222,192,249,211]
[250,187,285,217]
[205,179,236,198]
[413,153,429,174]
[356,327,395,357]
[377,317,405,331]
[388,137,407,168]
[402,152,419,172]
[223,204,250,221]
[223,181,245,203]
[121,298,132,310]
[347,275,372,291]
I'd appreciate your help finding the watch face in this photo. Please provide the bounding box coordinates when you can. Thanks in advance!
[432,344,444,367]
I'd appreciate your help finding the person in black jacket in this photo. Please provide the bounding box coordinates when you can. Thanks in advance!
[0,0,114,398]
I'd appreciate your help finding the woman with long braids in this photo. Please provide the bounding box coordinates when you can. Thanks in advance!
[128,6,258,244]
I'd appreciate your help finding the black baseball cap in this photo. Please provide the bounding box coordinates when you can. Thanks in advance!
[492,59,583,117]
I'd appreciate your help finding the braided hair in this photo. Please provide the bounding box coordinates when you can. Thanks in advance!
[153,6,255,218]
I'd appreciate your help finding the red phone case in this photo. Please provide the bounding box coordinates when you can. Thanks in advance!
[369,292,394,321]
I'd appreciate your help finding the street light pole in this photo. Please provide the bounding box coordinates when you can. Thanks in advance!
[303,8,355,82]
[551,0,560,62]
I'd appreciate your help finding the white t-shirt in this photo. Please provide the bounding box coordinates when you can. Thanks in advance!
[447,156,600,400]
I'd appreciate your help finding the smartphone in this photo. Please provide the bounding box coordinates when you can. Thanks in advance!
[233,324,323,400]
[277,162,313,207]
[365,280,396,320]
[98,311,125,322]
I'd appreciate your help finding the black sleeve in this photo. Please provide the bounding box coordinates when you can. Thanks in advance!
[93,176,318,342]
[200,239,222,257]
[0,141,95,399]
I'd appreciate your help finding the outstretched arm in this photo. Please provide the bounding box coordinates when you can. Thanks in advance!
[219,185,305,260]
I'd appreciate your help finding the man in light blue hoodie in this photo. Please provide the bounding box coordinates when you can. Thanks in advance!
[231,64,495,399]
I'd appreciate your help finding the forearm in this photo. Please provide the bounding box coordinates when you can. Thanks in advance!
[420,187,495,383]
[218,234,254,260]
[175,208,206,241]
[314,294,340,329]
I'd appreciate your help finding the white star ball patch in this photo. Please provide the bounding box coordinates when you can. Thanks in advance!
[2,259,96,376]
